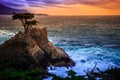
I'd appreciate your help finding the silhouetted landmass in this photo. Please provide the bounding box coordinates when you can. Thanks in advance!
[35,14,49,16]
[0,4,28,15]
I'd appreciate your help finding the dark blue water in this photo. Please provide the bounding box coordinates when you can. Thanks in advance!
[0,15,120,78]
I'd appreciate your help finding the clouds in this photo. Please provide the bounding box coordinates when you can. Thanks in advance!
[0,0,120,9]
[25,0,120,5]
[0,0,28,9]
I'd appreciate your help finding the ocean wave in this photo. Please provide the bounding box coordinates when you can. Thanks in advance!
[47,46,120,77]
[0,30,14,44]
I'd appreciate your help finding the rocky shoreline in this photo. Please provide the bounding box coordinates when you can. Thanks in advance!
[0,27,75,71]
[0,27,120,80]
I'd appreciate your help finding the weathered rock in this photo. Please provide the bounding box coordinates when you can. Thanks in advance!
[0,27,75,70]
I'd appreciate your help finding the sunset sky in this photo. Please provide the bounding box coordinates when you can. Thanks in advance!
[0,0,120,15]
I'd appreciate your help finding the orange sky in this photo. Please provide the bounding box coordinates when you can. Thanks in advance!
[27,4,120,16]
[1,0,120,15]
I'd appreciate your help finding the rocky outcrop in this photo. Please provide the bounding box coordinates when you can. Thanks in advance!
[0,27,75,70]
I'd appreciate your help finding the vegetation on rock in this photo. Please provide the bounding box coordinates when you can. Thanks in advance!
[51,67,120,80]
[12,13,38,34]
[52,70,85,80]
[0,13,75,80]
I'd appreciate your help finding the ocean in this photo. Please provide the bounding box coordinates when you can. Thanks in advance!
[0,15,120,78]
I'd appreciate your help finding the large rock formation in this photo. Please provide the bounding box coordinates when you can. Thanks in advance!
[0,27,75,70]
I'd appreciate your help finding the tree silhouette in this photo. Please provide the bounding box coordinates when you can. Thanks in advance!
[12,13,38,34]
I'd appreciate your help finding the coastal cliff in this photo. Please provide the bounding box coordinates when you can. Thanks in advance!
[0,27,75,70]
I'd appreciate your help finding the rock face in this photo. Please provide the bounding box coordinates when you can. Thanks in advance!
[0,27,75,70]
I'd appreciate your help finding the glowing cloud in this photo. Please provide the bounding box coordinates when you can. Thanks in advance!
[0,0,120,15]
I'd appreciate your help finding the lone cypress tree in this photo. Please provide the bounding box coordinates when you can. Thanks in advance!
[12,13,38,34]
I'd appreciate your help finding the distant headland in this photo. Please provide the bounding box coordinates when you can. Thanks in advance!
[0,4,28,15]
[0,4,49,16]
[35,14,49,16]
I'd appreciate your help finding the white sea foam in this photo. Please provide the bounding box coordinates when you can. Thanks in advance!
[0,30,14,37]
[0,30,14,44]
[46,46,119,79]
